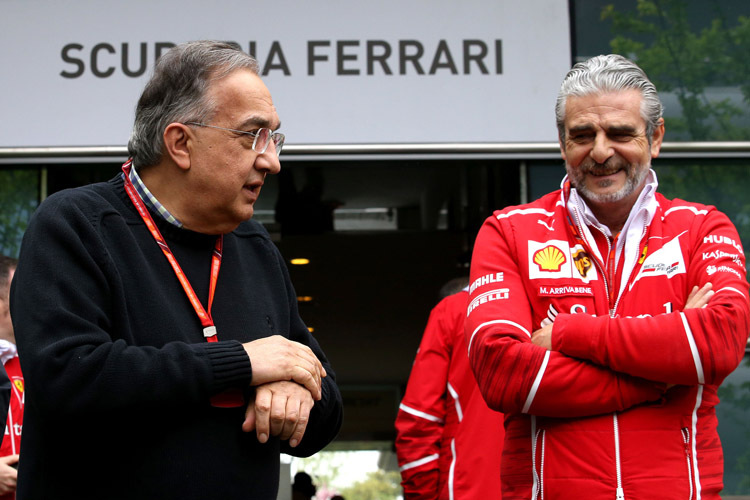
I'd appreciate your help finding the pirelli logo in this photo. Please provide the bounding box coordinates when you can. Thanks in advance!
[467,288,510,316]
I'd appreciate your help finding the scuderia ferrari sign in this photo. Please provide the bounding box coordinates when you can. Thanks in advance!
[0,0,570,147]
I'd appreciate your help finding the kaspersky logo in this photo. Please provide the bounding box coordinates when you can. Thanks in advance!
[533,245,567,272]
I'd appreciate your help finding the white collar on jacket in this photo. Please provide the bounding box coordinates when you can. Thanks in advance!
[563,169,659,306]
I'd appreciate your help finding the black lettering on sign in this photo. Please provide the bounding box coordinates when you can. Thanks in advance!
[58,39,503,78]
[367,40,392,75]
[60,43,84,79]
[262,41,290,75]
[154,42,175,62]
[308,40,330,76]
[429,40,458,75]
[122,42,148,78]
[399,40,425,75]
[91,43,116,78]
[337,40,359,75]
[463,40,489,75]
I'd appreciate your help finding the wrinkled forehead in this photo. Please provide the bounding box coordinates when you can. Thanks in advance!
[564,90,645,128]
[208,69,281,129]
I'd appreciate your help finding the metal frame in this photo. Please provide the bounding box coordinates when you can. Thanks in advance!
[1,141,749,164]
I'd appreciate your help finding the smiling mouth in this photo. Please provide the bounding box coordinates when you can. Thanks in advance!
[589,168,623,177]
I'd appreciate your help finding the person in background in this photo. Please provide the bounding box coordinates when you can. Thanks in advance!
[10,41,342,500]
[466,54,749,499]
[396,278,504,499]
[0,256,18,499]
[291,471,317,500]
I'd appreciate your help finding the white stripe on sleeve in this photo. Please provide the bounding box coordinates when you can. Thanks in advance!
[400,453,440,472]
[680,312,705,384]
[399,403,444,423]
[467,320,531,355]
[522,351,551,413]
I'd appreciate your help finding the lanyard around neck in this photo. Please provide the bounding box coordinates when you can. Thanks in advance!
[121,159,222,342]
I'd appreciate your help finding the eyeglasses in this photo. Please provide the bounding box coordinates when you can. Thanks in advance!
[185,122,285,156]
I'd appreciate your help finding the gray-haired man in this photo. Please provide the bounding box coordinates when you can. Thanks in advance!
[11,41,342,500]
[466,54,749,499]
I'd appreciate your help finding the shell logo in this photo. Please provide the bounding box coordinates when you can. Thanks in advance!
[533,245,567,272]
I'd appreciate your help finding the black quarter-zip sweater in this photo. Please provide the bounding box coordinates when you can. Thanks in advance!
[10,175,342,500]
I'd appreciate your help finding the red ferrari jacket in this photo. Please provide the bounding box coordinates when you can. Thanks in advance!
[1,353,23,500]
[396,291,504,499]
[466,175,749,500]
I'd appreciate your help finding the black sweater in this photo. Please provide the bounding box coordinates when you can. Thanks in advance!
[10,175,342,500]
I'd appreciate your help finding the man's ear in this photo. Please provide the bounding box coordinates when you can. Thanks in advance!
[163,123,193,171]
[650,118,665,158]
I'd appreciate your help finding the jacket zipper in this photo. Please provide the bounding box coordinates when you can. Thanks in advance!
[569,192,650,318]
[613,413,625,500]
[682,428,694,500]
[572,206,625,500]
[531,428,546,500]
[570,207,613,314]
[568,193,654,500]
[541,430,546,500]
[532,425,540,500]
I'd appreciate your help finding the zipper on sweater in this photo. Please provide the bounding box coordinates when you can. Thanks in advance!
[682,428,694,500]
[613,413,625,500]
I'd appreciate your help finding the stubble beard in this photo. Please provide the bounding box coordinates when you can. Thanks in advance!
[568,158,650,205]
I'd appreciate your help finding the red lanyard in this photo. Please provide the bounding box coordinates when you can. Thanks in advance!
[121,160,221,342]
[121,160,244,408]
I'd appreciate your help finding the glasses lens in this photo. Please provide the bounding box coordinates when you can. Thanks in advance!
[253,128,271,154]
[273,134,285,156]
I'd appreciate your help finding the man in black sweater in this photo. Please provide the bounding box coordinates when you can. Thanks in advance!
[10,41,343,499]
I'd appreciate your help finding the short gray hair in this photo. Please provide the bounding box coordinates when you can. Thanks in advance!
[128,40,260,168]
[555,54,663,143]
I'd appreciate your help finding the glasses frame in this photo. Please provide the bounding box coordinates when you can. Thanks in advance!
[184,122,284,156]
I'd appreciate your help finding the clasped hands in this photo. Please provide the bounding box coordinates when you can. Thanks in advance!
[240,335,326,448]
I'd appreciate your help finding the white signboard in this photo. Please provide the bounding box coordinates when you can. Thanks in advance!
[0,0,570,147]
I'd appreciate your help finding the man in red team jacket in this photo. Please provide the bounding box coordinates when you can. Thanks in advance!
[0,256,20,499]
[466,54,749,499]
[396,281,504,499]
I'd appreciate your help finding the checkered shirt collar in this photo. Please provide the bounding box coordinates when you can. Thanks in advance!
[123,165,183,228]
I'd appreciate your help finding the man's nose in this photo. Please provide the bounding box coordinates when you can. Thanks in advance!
[255,148,281,174]
[589,133,614,164]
